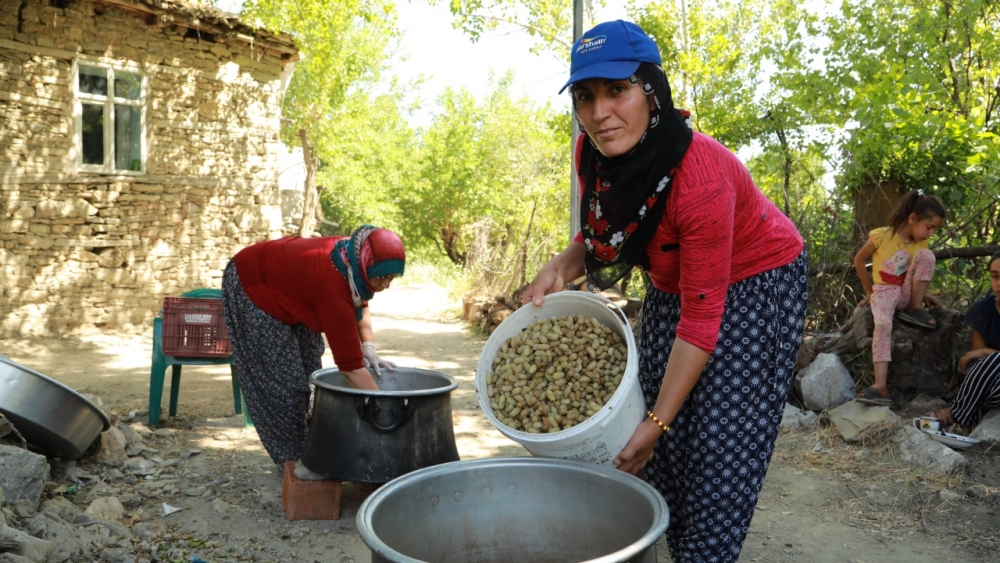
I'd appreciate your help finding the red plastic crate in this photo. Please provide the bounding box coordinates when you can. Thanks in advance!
[161,297,231,358]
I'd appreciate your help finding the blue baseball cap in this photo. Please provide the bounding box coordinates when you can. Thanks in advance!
[560,20,662,94]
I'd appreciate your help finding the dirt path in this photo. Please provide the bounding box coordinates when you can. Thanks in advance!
[1,282,995,562]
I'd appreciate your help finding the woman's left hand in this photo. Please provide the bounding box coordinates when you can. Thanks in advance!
[613,419,663,476]
[361,342,396,376]
[923,294,943,309]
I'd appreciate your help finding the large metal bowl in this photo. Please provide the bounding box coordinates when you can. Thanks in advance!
[357,457,670,563]
[0,355,111,459]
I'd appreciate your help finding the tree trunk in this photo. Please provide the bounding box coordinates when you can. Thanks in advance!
[850,180,900,249]
[298,129,317,237]
[825,305,967,398]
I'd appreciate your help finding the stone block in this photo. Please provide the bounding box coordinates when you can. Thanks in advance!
[39,497,82,523]
[893,425,967,474]
[780,403,818,429]
[795,353,855,411]
[0,219,29,234]
[0,521,51,562]
[117,424,144,450]
[83,497,125,521]
[70,249,100,262]
[91,268,126,285]
[27,512,84,562]
[0,445,50,506]
[95,248,124,268]
[209,43,231,58]
[968,408,1000,445]
[131,520,168,543]
[12,203,35,219]
[828,401,900,443]
[93,426,127,467]
[781,403,804,429]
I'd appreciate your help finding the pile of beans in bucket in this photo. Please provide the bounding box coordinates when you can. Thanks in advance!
[485,314,628,433]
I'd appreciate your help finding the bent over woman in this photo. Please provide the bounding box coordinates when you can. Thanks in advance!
[222,225,405,478]
[523,20,807,563]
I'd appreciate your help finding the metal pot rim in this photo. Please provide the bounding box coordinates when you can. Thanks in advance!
[309,366,459,397]
[0,355,112,431]
[356,456,670,563]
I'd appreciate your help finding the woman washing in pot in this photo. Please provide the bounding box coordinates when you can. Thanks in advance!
[222,225,405,480]
[523,20,808,562]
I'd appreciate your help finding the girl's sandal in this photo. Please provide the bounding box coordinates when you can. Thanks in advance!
[856,386,891,406]
[897,308,937,329]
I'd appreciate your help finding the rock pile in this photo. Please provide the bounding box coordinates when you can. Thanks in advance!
[0,407,293,563]
[785,348,1000,476]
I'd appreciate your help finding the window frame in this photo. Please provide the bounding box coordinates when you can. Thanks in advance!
[72,58,147,175]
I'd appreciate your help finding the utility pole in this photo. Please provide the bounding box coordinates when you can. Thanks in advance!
[569,0,584,242]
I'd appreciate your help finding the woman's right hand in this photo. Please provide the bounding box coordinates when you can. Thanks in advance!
[522,266,565,307]
[343,367,379,390]
[522,243,587,307]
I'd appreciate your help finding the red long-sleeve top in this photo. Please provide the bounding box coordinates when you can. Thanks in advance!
[575,132,804,353]
[234,236,366,371]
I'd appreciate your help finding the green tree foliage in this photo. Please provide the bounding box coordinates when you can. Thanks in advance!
[813,0,1000,210]
[400,75,568,292]
[314,84,418,236]
[635,1,834,235]
[239,0,404,237]
[242,0,399,131]
[445,0,583,55]
[782,0,1000,319]
[637,1,1000,318]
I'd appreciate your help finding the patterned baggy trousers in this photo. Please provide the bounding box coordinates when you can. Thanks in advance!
[639,250,808,563]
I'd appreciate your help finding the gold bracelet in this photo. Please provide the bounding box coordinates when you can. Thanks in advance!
[647,411,669,433]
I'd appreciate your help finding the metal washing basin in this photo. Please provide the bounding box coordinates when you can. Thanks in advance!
[0,355,111,459]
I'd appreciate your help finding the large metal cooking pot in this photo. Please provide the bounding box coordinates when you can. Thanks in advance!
[0,355,111,459]
[301,366,460,483]
[357,457,670,563]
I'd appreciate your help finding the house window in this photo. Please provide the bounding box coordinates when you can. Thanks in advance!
[75,62,144,173]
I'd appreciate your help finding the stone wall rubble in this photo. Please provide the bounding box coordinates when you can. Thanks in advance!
[1,0,297,337]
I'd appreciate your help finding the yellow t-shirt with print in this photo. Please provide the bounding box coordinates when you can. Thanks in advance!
[869,226,928,286]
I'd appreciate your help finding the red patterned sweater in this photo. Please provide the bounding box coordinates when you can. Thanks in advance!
[575,131,804,352]
[234,236,365,371]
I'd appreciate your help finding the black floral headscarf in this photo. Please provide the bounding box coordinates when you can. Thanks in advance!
[575,62,692,290]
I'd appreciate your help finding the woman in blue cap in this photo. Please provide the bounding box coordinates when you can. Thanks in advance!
[523,20,807,562]
[223,225,405,479]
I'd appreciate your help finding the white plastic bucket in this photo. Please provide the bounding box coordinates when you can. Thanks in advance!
[475,292,644,467]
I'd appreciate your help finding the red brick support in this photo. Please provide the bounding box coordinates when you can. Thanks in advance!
[281,461,341,520]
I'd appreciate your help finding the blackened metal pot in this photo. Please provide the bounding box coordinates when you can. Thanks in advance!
[301,367,460,483]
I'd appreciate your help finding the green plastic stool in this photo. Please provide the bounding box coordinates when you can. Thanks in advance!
[148,288,252,427]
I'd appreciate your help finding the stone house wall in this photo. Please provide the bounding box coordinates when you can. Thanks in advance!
[0,0,298,337]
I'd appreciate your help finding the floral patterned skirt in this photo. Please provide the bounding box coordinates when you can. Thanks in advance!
[222,259,325,465]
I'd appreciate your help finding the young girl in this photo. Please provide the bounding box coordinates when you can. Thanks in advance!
[853,189,946,405]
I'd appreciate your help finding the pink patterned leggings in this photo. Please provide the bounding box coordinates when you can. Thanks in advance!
[870,249,936,363]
